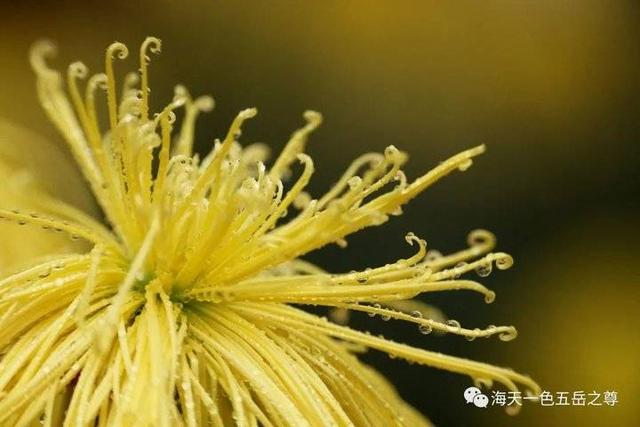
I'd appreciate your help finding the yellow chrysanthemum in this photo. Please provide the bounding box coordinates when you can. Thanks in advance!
[0,38,540,426]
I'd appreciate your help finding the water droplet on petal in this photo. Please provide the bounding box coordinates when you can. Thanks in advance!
[457,159,473,171]
[368,303,381,318]
[475,263,492,277]
[419,324,432,335]
[466,328,480,341]
[347,176,362,190]
[445,319,461,331]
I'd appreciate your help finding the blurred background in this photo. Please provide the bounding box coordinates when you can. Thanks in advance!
[1,0,638,425]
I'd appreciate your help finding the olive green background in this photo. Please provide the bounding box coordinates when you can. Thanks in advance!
[1,1,638,425]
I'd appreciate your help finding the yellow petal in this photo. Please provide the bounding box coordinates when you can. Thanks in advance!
[0,120,94,275]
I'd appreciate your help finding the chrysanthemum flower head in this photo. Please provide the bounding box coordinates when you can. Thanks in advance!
[0,37,540,426]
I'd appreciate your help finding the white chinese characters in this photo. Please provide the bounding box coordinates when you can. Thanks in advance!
[464,387,618,408]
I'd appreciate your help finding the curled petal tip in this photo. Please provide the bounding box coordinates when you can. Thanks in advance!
[467,229,496,248]
[484,290,496,304]
[494,253,514,270]
[499,326,518,341]
[107,42,129,60]
[68,61,88,79]
[30,39,57,56]
[142,36,162,54]
[29,39,58,73]
[303,110,323,126]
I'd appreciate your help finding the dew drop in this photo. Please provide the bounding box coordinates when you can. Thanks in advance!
[453,262,468,278]
[418,324,432,335]
[466,328,480,341]
[347,176,362,190]
[381,313,391,321]
[390,206,403,216]
[457,159,473,171]
[410,310,423,319]
[475,263,492,277]
[445,319,461,331]
[368,303,380,317]
[484,325,497,339]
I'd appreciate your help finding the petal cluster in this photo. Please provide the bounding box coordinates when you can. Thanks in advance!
[0,38,539,426]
